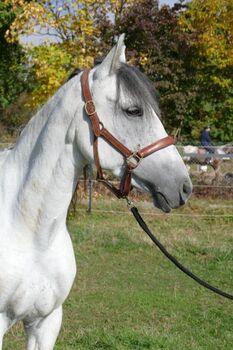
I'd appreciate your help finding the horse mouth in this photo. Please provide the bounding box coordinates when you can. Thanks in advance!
[131,176,172,213]
[152,192,171,213]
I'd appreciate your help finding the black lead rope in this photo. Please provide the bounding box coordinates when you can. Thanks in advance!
[130,205,233,300]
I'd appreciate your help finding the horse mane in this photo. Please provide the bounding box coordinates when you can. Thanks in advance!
[67,68,82,82]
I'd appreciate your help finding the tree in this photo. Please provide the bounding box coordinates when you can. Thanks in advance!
[179,0,233,141]
[0,1,28,109]
[97,0,195,137]
[6,0,101,107]
[0,0,34,134]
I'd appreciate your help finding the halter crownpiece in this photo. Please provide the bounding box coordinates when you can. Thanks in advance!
[81,69,174,198]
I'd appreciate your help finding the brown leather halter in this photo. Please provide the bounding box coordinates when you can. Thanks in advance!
[81,69,174,199]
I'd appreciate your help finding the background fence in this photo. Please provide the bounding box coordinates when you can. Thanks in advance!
[70,144,233,214]
[1,140,233,214]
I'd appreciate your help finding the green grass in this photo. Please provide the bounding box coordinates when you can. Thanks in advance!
[3,196,233,349]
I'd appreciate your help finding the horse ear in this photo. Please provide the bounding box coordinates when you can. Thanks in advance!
[95,34,126,79]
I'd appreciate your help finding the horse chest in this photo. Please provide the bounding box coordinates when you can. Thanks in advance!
[0,231,76,321]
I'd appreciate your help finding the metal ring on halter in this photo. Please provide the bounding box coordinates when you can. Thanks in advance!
[125,197,134,209]
[126,152,143,169]
[85,100,96,116]
[99,121,104,131]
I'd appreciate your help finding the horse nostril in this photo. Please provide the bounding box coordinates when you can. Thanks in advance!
[183,182,189,194]
[180,179,192,203]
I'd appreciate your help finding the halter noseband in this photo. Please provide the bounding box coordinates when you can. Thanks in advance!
[81,69,174,199]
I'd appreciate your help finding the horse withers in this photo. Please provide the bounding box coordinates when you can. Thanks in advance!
[0,35,192,349]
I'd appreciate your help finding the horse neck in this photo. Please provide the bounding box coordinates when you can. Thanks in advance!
[2,76,85,239]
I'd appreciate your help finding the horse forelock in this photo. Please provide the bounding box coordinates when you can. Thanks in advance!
[116,63,161,118]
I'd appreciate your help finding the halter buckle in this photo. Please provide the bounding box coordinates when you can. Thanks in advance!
[85,100,96,116]
[126,152,142,169]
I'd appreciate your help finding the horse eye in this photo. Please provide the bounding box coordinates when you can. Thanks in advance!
[125,106,143,117]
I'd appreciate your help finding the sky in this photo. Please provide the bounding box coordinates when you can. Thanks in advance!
[21,0,179,46]
[160,0,177,5]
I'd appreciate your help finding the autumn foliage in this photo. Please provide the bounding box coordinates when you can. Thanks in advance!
[1,0,233,142]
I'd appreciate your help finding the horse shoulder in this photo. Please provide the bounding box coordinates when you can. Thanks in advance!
[0,225,76,320]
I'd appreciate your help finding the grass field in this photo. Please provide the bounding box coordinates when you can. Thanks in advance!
[3,195,233,349]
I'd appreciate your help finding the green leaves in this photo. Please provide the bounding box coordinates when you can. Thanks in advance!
[180,0,233,141]
[28,44,72,107]
[0,1,30,109]
[1,0,232,142]
[6,0,100,107]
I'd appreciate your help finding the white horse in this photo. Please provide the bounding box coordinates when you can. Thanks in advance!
[0,35,192,349]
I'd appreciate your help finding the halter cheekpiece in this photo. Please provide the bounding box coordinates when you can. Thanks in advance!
[81,69,174,199]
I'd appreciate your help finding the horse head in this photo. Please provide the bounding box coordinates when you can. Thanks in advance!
[77,35,192,212]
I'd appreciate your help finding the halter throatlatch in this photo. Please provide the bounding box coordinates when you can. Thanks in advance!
[81,69,174,198]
